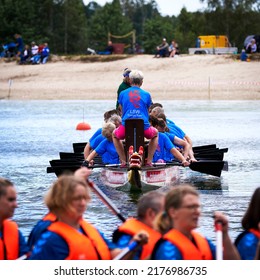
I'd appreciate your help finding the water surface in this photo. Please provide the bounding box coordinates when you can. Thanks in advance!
[0,100,260,242]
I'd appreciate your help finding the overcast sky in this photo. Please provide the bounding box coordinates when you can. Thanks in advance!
[84,0,208,17]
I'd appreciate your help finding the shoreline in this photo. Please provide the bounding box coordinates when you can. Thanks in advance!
[0,54,259,100]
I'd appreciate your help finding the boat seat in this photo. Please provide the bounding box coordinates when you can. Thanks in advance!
[125,118,145,164]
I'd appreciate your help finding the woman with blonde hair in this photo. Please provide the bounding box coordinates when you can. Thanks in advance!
[151,184,240,260]
[29,173,147,260]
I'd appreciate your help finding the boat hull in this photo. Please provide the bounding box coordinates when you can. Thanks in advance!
[100,165,180,192]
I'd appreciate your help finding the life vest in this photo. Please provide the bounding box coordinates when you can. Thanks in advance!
[0,220,19,260]
[249,228,260,239]
[116,218,161,259]
[43,212,57,222]
[163,229,213,260]
[48,220,111,260]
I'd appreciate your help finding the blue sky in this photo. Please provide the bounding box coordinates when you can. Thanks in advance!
[83,0,208,17]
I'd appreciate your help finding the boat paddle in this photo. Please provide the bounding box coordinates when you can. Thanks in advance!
[214,220,223,260]
[87,180,126,222]
[113,241,139,260]
[153,160,225,177]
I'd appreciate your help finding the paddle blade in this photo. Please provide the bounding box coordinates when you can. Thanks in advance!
[189,160,225,177]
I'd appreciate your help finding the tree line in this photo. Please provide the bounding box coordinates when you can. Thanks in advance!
[0,0,259,55]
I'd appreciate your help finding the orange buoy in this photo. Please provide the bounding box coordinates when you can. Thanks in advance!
[76,122,91,130]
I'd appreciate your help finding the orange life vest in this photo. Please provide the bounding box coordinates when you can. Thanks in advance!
[249,228,260,239]
[48,220,111,260]
[42,212,57,222]
[0,220,19,260]
[117,218,161,259]
[163,229,213,260]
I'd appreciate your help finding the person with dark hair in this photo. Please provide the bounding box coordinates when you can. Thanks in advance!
[113,191,165,259]
[0,178,29,259]
[116,68,131,110]
[152,118,190,165]
[151,184,240,260]
[154,38,169,58]
[14,34,24,58]
[235,187,260,259]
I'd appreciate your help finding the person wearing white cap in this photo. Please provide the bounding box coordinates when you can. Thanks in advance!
[154,38,169,58]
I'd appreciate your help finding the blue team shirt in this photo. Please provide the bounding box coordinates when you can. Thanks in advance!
[27,219,53,250]
[90,133,105,149]
[89,128,102,143]
[28,228,117,260]
[153,238,216,260]
[114,233,142,260]
[153,132,175,162]
[166,119,186,139]
[236,231,259,260]
[95,139,119,164]
[119,86,152,130]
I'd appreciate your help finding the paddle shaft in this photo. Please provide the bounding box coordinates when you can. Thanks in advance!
[215,221,223,260]
[87,180,126,222]
[113,241,139,260]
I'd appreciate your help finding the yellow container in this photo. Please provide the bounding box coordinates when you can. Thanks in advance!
[198,35,229,48]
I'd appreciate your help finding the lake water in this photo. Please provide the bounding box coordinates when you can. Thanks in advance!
[0,100,260,242]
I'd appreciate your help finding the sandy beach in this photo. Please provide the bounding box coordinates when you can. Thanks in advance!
[0,54,259,100]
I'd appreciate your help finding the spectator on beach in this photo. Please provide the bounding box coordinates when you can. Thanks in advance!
[246,39,257,54]
[0,177,29,259]
[87,41,114,55]
[235,187,260,260]
[240,49,248,62]
[151,184,240,260]
[116,68,131,110]
[14,34,24,58]
[112,69,158,167]
[19,44,31,64]
[168,40,177,58]
[41,43,50,64]
[154,38,169,58]
[28,172,148,260]
[30,41,40,64]
[113,191,165,260]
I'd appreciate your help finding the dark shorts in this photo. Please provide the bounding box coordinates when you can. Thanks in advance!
[114,124,157,140]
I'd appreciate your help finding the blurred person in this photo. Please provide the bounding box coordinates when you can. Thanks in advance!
[27,167,92,250]
[0,178,29,259]
[154,38,169,58]
[151,184,240,260]
[235,187,260,260]
[28,173,148,260]
[113,191,165,259]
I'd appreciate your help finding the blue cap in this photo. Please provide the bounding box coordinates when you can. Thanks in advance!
[123,68,131,77]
